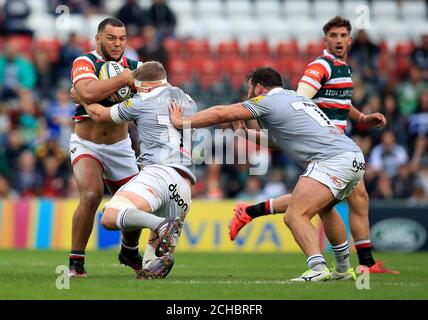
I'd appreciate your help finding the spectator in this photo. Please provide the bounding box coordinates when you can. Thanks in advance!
[349,30,381,85]
[236,176,265,202]
[381,93,408,146]
[58,33,84,81]
[15,91,41,146]
[0,42,37,100]
[0,174,16,198]
[40,155,68,197]
[410,135,428,173]
[45,88,75,152]
[372,172,394,199]
[3,0,32,36]
[369,130,409,178]
[137,25,169,71]
[392,164,416,198]
[397,65,428,116]
[34,49,57,101]
[5,130,27,173]
[414,160,428,202]
[262,168,287,199]
[148,0,177,39]
[408,91,428,138]
[116,0,148,37]
[411,34,428,77]
[10,150,43,196]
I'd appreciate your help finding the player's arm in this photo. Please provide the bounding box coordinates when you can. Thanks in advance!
[71,59,134,104]
[233,120,278,149]
[170,102,254,129]
[81,102,113,123]
[74,70,134,104]
[348,105,387,128]
[297,60,329,99]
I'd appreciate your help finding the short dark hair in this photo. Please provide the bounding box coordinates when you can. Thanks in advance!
[134,61,167,81]
[247,67,283,88]
[323,16,352,35]
[97,17,125,33]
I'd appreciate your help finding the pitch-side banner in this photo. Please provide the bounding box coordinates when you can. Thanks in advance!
[0,199,331,252]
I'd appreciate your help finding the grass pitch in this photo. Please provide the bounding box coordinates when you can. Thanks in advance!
[0,250,427,300]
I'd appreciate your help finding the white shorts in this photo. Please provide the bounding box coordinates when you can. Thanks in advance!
[301,151,366,201]
[118,164,192,220]
[69,133,139,186]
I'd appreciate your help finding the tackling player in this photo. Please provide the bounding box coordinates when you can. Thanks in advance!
[228,16,398,274]
[68,18,143,277]
[79,61,197,279]
[170,67,364,282]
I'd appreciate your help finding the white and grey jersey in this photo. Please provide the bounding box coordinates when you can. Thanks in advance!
[110,86,198,184]
[242,88,362,168]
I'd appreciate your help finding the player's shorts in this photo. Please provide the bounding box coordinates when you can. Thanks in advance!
[301,151,365,201]
[69,133,139,186]
[118,164,192,220]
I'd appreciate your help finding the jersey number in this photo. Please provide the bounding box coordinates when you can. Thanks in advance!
[157,115,182,146]
[290,101,333,127]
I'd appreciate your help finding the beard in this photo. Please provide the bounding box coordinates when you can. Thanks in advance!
[100,42,123,62]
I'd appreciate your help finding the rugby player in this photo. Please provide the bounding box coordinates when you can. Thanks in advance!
[170,67,364,281]
[229,17,398,274]
[79,61,197,279]
[68,18,143,277]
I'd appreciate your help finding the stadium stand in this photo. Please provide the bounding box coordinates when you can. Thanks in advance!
[0,0,427,204]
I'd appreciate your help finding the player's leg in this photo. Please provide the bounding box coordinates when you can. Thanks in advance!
[106,183,143,272]
[229,195,291,240]
[348,180,399,274]
[137,231,175,280]
[284,176,336,281]
[347,180,374,266]
[319,205,356,280]
[70,157,105,277]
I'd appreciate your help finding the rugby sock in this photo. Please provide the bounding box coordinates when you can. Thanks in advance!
[143,243,157,268]
[116,208,164,231]
[307,254,327,272]
[332,241,351,273]
[121,240,139,256]
[69,250,85,261]
[355,239,376,267]
[246,199,274,219]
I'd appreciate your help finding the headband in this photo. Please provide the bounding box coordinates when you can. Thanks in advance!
[134,78,168,88]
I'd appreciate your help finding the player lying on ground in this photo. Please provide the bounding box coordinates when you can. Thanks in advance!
[229,16,398,274]
[170,67,365,282]
[77,61,197,279]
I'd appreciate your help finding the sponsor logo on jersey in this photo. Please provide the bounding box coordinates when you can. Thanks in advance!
[169,183,189,212]
[122,99,133,108]
[307,69,321,77]
[70,147,77,154]
[73,66,90,76]
[250,95,266,104]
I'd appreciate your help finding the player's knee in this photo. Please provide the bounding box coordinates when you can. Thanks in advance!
[283,213,295,228]
[351,187,369,207]
[100,208,118,230]
[80,190,103,209]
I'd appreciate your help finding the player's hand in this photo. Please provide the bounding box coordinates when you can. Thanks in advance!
[169,101,184,129]
[361,112,387,128]
[233,120,247,131]
[70,88,85,106]
[120,68,135,87]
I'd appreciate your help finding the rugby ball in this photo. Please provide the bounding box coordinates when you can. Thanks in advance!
[98,61,131,103]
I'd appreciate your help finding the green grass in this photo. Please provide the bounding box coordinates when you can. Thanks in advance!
[0,250,427,300]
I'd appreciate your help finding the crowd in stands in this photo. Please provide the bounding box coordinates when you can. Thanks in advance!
[0,0,427,205]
